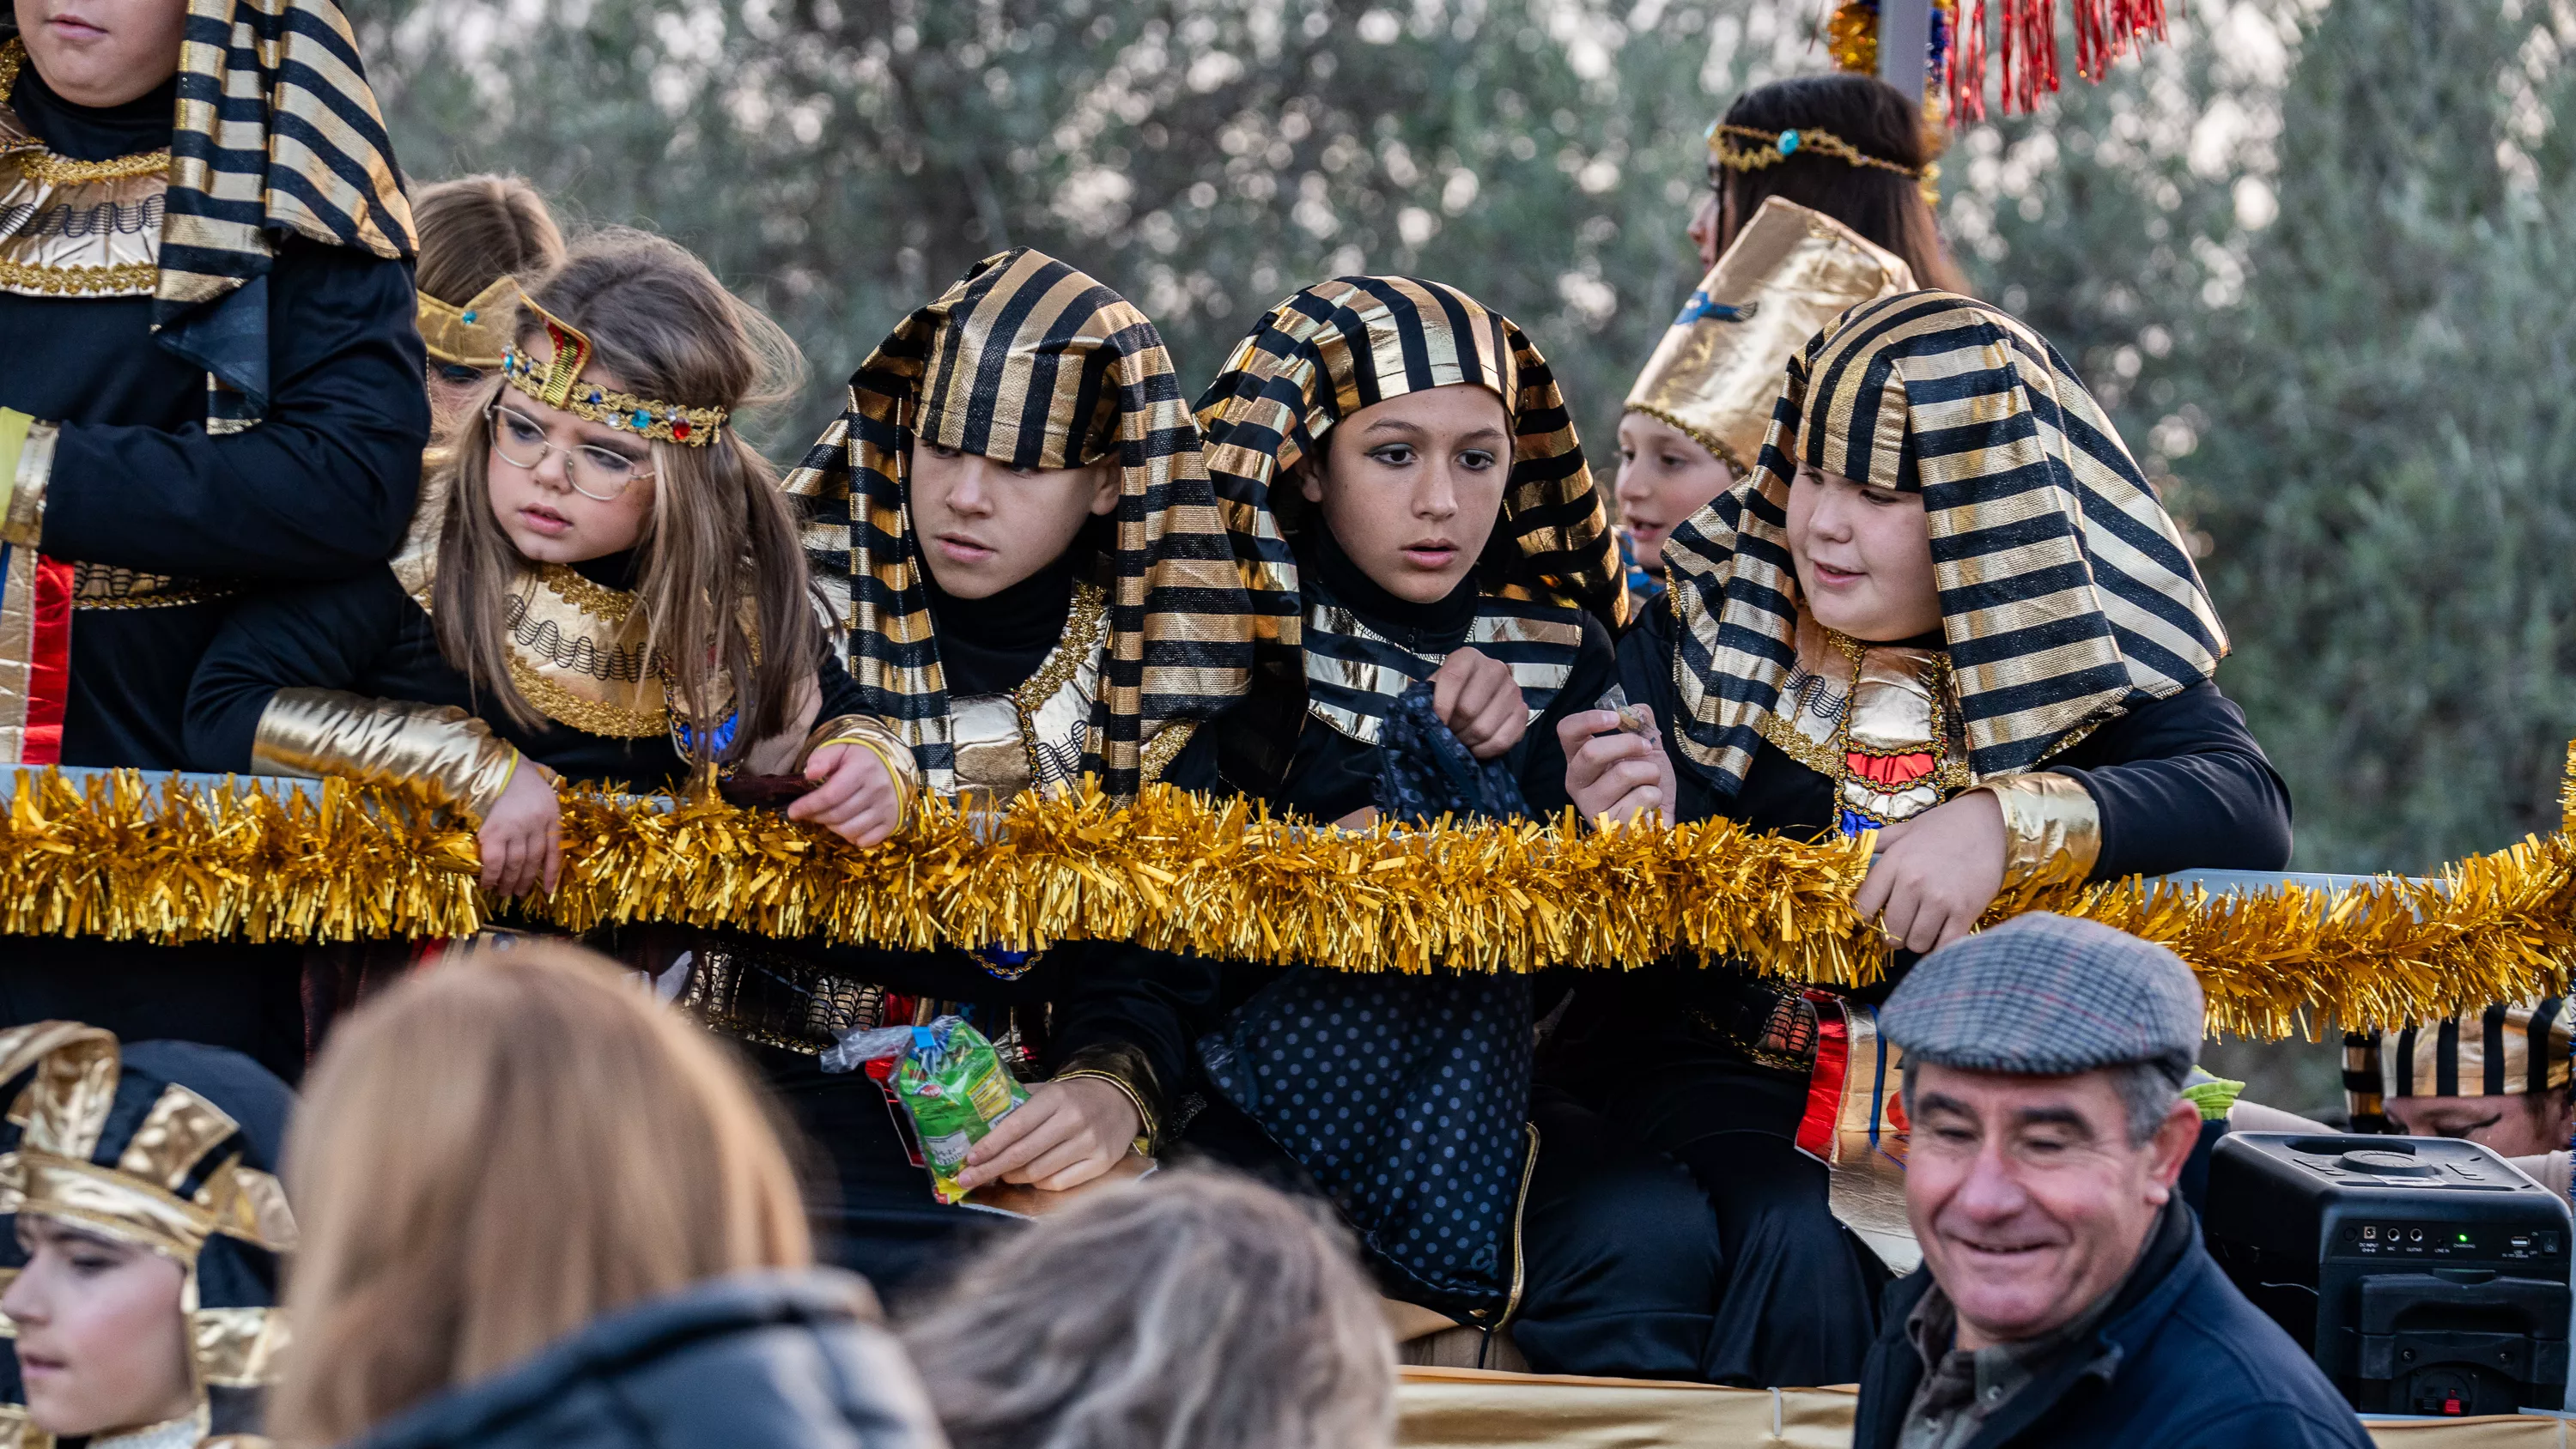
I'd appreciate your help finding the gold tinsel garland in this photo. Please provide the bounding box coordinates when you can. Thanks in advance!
[4,768,2573,1040]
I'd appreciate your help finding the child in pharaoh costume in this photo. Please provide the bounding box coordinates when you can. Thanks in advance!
[185,230,889,891]
[0,1023,296,1449]
[1555,292,2293,1385]
[0,0,429,1075]
[776,248,1255,1287]
[1615,196,1916,603]
[1155,276,1728,1379]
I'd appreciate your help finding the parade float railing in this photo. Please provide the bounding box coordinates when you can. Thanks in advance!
[4,752,2572,1042]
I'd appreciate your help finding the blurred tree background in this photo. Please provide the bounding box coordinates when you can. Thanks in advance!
[349,0,2574,1115]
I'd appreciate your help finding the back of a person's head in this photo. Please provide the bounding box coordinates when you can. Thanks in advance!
[902,1170,1395,1449]
[413,174,566,306]
[1721,73,1967,294]
[269,942,811,1446]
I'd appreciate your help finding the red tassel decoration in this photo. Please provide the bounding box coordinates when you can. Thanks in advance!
[1999,0,2059,114]
[1948,0,1990,126]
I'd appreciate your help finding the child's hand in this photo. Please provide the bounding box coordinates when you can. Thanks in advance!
[957,1076,1142,1191]
[1855,791,2009,953]
[789,742,904,846]
[1557,706,1674,826]
[1431,646,1527,760]
[477,762,562,895]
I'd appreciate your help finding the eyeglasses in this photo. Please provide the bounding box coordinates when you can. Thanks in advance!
[486,403,655,501]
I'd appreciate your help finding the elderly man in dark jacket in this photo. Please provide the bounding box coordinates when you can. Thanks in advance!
[1851,914,2372,1449]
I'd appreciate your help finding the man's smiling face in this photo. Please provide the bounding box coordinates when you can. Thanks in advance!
[1905,1061,2199,1349]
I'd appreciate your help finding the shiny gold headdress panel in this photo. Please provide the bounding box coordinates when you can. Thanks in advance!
[1624,197,1915,474]
[0,1023,297,1445]
[1662,291,2227,793]
[500,297,729,446]
[1195,274,1630,646]
[785,248,1255,801]
[419,275,521,369]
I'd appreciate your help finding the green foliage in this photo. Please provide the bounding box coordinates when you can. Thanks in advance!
[351,0,1781,458]
[351,0,2576,872]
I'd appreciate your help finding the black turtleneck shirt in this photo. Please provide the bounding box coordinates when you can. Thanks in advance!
[919,539,1084,696]
[183,555,868,792]
[1,60,428,767]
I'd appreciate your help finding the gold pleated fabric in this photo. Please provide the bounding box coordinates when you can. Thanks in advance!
[2364,998,2573,1111]
[1662,291,2227,792]
[784,248,1254,801]
[1623,197,1915,473]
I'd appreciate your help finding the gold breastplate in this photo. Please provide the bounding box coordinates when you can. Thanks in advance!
[1756,613,1971,828]
[947,582,1107,803]
[0,79,167,299]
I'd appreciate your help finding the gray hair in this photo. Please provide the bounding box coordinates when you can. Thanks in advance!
[899,1167,1397,1449]
[1903,1058,2189,1148]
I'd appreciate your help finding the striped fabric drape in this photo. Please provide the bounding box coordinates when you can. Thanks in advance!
[156,0,415,418]
[1663,290,2227,795]
[784,248,1253,801]
[2385,999,2572,1100]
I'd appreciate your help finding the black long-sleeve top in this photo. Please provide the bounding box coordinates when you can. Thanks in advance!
[1543,592,2294,1084]
[1616,591,2294,881]
[184,552,870,791]
[2,65,429,768]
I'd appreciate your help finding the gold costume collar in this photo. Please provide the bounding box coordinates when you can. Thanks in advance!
[501,563,696,739]
[0,41,167,300]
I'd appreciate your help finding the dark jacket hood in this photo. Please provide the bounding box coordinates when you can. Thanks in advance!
[345,1268,946,1449]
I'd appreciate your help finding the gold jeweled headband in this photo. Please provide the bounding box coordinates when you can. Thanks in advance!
[1708,122,1923,179]
[500,297,729,446]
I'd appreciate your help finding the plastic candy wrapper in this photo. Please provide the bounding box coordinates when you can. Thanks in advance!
[823,1015,1028,1204]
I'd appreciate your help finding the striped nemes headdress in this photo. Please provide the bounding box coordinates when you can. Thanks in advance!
[0,1023,296,1446]
[158,0,415,421]
[786,248,1253,801]
[1662,291,2227,795]
[1195,276,1629,669]
[2344,1000,2573,1130]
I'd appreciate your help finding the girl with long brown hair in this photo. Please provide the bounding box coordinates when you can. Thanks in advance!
[268,942,945,1449]
[183,229,896,892]
[1686,72,1965,291]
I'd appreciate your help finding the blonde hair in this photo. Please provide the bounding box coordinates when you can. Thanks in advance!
[902,1169,1396,1449]
[413,174,565,307]
[268,942,811,1445]
[432,229,818,758]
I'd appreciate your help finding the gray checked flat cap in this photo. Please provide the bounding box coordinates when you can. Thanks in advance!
[1880,913,2204,1082]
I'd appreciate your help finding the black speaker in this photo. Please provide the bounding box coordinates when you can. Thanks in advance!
[2207,1132,2572,1416]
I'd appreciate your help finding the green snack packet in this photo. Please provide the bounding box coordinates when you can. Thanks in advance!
[878,1016,1030,1204]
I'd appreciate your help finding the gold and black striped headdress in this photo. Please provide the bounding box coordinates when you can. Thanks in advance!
[785,248,1253,801]
[1662,291,2226,793]
[1194,279,1625,762]
[0,1023,297,1446]
[164,0,414,421]
[1196,276,1627,645]
[2344,999,2573,1130]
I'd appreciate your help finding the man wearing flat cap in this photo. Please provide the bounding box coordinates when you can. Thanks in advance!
[1850,914,2371,1449]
